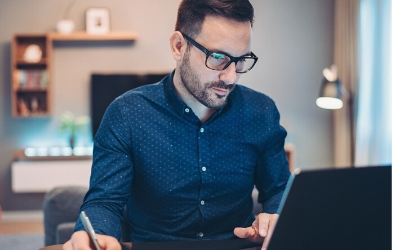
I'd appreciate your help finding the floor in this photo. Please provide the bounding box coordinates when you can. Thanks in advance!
[0,210,45,250]
[0,210,44,234]
[0,221,44,234]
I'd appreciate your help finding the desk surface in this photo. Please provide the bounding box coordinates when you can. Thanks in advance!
[40,239,261,250]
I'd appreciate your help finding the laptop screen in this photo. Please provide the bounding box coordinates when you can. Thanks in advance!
[267,165,391,250]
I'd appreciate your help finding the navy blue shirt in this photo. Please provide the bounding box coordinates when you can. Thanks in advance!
[75,71,290,242]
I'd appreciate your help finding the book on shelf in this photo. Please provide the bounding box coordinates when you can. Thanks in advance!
[16,69,47,90]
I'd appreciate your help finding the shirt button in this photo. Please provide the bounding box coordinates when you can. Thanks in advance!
[198,232,204,237]
[202,166,206,171]
[200,200,205,205]
[200,128,204,133]
[184,108,190,113]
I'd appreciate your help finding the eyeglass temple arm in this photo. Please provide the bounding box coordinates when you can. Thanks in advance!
[182,33,210,55]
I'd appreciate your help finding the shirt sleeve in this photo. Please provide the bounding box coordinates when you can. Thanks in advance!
[74,97,134,239]
[254,100,291,214]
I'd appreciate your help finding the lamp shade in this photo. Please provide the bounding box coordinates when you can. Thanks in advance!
[316,78,343,109]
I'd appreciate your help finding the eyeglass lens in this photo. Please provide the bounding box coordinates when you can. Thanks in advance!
[207,52,256,73]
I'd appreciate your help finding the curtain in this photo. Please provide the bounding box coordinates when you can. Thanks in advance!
[355,0,392,166]
[333,0,360,167]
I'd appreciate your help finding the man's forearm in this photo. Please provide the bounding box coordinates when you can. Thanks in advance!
[74,204,124,240]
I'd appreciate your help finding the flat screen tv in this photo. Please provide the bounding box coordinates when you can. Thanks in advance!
[90,73,168,139]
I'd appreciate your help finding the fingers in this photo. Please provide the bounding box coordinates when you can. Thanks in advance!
[256,213,270,238]
[261,225,274,250]
[261,214,279,250]
[237,213,278,250]
[62,240,72,250]
[62,231,121,250]
[234,227,254,239]
[97,235,121,250]
[266,214,278,242]
[63,231,91,250]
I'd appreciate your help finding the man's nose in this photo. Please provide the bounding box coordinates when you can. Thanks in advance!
[219,63,238,85]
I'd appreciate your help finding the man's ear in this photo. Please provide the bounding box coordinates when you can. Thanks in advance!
[170,31,185,61]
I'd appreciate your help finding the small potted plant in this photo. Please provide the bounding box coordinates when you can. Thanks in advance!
[59,111,90,149]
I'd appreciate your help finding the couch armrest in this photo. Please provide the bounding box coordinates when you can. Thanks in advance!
[56,222,76,244]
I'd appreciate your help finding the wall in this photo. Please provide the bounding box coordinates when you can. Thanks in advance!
[0,0,335,211]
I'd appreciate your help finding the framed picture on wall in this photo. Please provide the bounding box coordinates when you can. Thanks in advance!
[86,8,110,34]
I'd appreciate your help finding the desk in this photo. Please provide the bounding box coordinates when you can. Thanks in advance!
[39,239,261,250]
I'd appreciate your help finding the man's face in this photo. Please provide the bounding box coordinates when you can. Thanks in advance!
[178,16,252,109]
[180,47,236,109]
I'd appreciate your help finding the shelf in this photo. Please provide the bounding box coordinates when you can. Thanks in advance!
[16,58,48,66]
[14,149,93,161]
[48,31,137,41]
[15,113,50,118]
[15,88,47,92]
[14,154,92,161]
[11,34,50,117]
[11,31,137,117]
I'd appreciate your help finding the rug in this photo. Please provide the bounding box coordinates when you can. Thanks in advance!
[0,233,44,250]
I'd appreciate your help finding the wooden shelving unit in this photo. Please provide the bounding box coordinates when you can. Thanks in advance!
[11,34,52,117]
[48,31,137,41]
[10,32,137,118]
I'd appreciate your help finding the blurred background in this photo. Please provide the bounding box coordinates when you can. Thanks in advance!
[0,0,392,223]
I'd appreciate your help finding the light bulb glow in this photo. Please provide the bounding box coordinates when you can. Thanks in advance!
[24,147,37,157]
[49,147,62,156]
[37,147,48,156]
[61,147,73,156]
[316,97,343,110]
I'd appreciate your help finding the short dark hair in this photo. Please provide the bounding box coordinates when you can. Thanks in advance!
[175,0,254,38]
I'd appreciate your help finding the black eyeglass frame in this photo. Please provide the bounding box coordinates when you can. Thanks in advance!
[182,33,258,74]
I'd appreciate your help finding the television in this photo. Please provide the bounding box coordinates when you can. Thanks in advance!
[90,73,168,139]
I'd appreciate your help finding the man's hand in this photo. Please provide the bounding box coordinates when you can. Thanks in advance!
[63,231,121,250]
[234,213,279,250]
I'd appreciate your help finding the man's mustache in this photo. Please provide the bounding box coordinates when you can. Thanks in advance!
[208,81,235,91]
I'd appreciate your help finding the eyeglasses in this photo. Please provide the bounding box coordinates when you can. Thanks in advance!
[182,33,258,74]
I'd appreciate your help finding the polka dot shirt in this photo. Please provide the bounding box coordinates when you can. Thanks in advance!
[75,71,290,242]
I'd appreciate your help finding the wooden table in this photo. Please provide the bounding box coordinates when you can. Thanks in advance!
[39,239,261,250]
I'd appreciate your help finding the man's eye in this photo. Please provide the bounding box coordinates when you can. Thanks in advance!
[211,53,225,60]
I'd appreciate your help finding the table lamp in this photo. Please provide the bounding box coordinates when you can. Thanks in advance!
[316,64,347,109]
[316,64,354,165]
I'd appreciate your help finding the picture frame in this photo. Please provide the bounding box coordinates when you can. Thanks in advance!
[86,8,110,34]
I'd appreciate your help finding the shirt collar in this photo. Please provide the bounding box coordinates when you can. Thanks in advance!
[163,70,235,121]
[164,70,189,118]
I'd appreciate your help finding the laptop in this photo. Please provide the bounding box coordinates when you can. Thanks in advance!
[267,165,392,250]
[121,165,391,250]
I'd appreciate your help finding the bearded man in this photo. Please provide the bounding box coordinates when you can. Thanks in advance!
[64,1,290,250]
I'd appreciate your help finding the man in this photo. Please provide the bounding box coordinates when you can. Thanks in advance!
[64,0,290,249]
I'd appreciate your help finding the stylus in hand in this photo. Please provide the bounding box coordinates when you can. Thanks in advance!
[80,211,101,250]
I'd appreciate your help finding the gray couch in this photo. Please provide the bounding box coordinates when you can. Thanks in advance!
[43,185,262,246]
[43,186,87,246]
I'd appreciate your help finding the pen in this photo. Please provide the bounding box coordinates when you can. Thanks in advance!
[80,211,101,250]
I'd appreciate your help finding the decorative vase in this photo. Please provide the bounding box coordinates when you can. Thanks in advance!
[56,19,75,34]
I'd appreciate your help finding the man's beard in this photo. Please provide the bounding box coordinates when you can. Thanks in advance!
[179,49,235,109]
